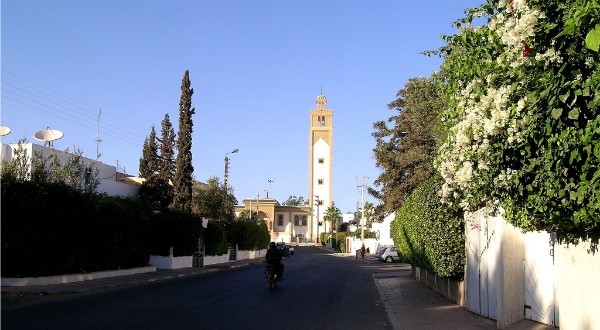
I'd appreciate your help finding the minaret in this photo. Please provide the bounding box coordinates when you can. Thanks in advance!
[309,92,333,242]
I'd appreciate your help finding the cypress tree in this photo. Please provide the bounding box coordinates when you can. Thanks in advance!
[139,126,159,179]
[159,113,176,183]
[171,70,195,212]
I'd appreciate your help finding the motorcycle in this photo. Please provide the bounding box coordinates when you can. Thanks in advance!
[265,265,279,289]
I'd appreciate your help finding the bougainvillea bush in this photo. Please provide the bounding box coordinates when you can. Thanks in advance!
[436,0,599,243]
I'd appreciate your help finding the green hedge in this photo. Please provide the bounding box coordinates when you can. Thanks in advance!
[148,208,203,257]
[204,222,228,256]
[391,176,465,278]
[1,180,150,277]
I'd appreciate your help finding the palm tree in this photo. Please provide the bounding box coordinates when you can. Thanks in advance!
[324,202,341,246]
[363,201,375,228]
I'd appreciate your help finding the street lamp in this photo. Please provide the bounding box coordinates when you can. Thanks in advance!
[314,195,320,244]
[224,148,238,187]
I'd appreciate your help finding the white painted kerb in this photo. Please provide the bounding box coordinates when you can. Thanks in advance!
[1,267,156,287]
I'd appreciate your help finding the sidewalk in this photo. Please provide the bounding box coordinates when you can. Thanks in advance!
[373,270,555,330]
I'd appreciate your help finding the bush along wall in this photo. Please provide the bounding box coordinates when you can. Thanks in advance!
[1,179,151,277]
[391,176,465,279]
[204,222,228,256]
[229,220,270,251]
[148,208,203,257]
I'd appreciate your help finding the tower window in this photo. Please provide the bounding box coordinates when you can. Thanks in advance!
[318,158,324,164]
[318,200,324,206]
[318,179,324,185]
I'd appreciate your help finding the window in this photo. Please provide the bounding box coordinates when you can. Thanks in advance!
[301,215,307,226]
[318,158,324,164]
[294,215,299,226]
[318,200,324,206]
[277,215,283,226]
[318,179,324,185]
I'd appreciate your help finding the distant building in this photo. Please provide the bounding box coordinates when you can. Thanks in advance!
[343,212,355,223]
[234,199,312,243]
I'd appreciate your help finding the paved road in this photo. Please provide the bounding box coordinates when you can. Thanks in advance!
[2,246,402,329]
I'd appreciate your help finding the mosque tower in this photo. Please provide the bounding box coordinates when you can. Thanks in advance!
[308,92,333,242]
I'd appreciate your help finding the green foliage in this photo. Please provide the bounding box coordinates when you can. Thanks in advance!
[371,75,446,220]
[1,139,30,181]
[148,208,203,257]
[159,113,176,183]
[204,222,228,256]
[227,220,269,251]
[172,70,195,212]
[1,180,150,277]
[2,141,100,193]
[436,0,600,243]
[324,202,342,234]
[391,177,465,278]
[192,176,237,223]
[320,232,329,246]
[139,176,173,208]
[332,232,349,252]
[283,195,306,206]
[139,126,158,180]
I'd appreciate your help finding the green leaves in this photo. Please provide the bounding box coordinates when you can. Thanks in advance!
[436,0,600,243]
[585,24,600,52]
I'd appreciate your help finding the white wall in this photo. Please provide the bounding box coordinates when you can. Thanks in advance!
[557,240,600,330]
[465,209,600,329]
[1,142,138,197]
[371,212,395,246]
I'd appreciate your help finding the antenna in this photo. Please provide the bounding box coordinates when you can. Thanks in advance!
[96,108,102,158]
[33,127,63,147]
[0,125,11,137]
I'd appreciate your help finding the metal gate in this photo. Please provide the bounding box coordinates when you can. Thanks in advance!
[229,244,237,261]
[193,236,204,267]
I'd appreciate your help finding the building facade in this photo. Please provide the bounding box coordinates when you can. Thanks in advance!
[234,199,312,243]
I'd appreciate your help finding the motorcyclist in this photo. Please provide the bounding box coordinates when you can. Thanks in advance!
[266,242,284,280]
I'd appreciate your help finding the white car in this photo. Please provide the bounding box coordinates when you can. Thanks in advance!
[375,245,393,260]
[287,245,295,255]
[379,246,400,263]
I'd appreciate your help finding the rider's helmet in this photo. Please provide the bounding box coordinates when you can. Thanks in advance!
[270,242,277,249]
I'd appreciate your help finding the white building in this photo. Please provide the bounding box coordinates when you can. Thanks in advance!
[0,142,139,197]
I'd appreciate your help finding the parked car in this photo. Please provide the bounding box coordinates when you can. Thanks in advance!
[380,246,400,263]
[375,245,393,260]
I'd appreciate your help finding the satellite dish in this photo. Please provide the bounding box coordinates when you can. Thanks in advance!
[0,126,11,137]
[34,128,64,147]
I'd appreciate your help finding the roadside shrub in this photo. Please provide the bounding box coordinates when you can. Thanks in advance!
[204,222,228,256]
[148,208,203,257]
[392,176,465,278]
[257,222,270,250]
[229,221,271,251]
[1,179,151,277]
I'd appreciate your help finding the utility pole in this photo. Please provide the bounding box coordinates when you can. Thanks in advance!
[224,149,238,187]
[315,195,320,244]
[358,176,368,247]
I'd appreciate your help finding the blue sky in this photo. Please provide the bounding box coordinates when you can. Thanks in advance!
[2,0,482,214]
